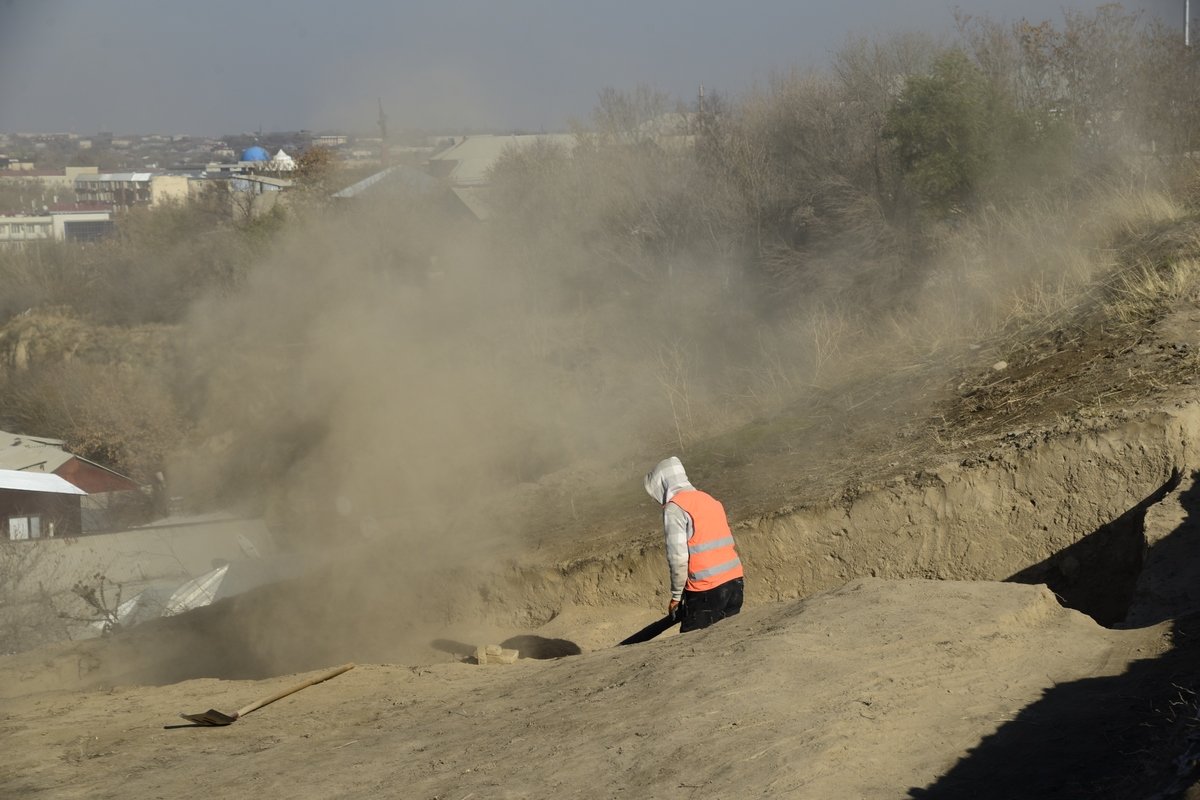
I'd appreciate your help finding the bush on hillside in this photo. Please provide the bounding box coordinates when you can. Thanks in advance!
[882,49,1073,216]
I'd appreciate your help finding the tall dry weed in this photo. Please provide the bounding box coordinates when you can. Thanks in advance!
[1104,256,1200,324]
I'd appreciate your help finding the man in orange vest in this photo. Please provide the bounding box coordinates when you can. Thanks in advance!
[644,456,744,632]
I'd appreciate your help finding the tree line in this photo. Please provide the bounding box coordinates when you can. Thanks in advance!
[491,5,1200,311]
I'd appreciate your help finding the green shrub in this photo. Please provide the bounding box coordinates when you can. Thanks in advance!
[883,49,1072,216]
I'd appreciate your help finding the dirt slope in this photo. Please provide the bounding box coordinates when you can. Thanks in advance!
[2,579,1184,800]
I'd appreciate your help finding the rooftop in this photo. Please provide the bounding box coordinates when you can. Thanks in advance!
[427,134,576,186]
[75,172,155,183]
[332,164,441,199]
[0,169,67,178]
[47,202,114,213]
[0,430,137,490]
[0,468,86,495]
[0,430,72,473]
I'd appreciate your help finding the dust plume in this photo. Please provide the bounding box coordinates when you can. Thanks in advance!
[146,6,1200,670]
[170,193,746,548]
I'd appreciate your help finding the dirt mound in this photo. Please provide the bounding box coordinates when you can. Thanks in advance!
[8,400,1192,698]
[2,579,1189,799]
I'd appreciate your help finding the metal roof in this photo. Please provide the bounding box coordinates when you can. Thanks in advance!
[0,429,71,473]
[75,172,154,182]
[0,429,64,446]
[0,430,135,489]
[232,175,293,188]
[427,134,576,186]
[332,164,441,199]
[451,186,493,221]
[0,468,86,495]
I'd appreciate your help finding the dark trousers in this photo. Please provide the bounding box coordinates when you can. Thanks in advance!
[680,577,744,632]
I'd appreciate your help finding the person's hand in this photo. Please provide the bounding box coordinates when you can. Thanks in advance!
[668,599,680,616]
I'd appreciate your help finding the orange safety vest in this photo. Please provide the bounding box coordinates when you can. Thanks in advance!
[669,490,744,592]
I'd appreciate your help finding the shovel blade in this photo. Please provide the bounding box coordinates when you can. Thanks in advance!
[618,613,680,646]
[179,708,239,726]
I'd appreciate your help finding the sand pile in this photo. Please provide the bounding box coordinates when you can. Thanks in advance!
[1,578,1189,799]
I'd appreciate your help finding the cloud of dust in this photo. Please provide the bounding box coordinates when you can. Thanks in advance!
[156,184,788,667]
[170,193,751,547]
[157,12,1192,670]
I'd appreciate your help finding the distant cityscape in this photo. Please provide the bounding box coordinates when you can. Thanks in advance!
[0,128,464,173]
[0,126,565,246]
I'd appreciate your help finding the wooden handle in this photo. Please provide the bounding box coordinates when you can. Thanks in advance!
[236,663,355,718]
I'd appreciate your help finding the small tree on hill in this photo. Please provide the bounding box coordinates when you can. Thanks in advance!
[294,145,338,195]
[883,49,1071,217]
[883,50,999,214]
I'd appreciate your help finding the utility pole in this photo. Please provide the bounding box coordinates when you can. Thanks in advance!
[377,98,389,167]
[1188,0,1192,48]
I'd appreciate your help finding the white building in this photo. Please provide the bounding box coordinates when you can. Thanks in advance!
[311,133,349,147]
[0,207,114,246]
[269,149,296,171]
[0,165,99,190]
[74,172,190,208]
[0,215,52,245]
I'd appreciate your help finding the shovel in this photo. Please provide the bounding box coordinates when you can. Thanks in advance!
[618,607,681,646]
[179,663,355,726]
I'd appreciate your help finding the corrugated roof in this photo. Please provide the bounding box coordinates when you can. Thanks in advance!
[0,468,85,495]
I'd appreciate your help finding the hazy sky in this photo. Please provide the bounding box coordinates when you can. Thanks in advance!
[0,0,1185,137]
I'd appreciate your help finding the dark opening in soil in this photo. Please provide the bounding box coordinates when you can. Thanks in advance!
[1007,469,1182,626]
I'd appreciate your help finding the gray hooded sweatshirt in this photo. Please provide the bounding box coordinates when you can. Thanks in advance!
[644,456,695,601]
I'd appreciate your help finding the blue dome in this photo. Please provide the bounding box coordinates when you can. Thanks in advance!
[241,146,269,162]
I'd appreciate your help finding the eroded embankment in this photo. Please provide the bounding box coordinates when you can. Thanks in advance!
[8,404,1200,692]
[478,404,1200,630]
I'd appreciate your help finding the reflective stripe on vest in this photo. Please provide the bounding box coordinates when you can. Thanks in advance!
[690,556,742,581]
[689,535,735,555]
[669,489,744,592]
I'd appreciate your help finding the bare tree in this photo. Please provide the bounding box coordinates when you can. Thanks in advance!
[0,542,69,654]
[590,84,674,144]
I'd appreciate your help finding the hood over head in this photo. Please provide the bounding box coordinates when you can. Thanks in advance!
[644,456,695,505]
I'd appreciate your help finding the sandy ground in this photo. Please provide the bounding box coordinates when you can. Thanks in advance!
[2,578,1189,799]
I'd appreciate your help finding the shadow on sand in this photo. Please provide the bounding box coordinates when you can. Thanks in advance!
[1007,470,1180,625]
[431,635,581,662]
[912,472,1200,798]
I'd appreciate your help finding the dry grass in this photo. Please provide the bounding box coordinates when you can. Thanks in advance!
[680,178,1197,465]
[1104,255,1200,325]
